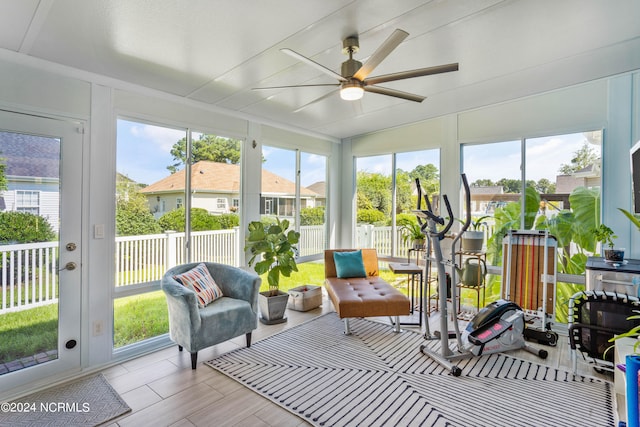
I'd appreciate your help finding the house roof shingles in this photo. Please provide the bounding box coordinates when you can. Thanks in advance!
[0,131,60,179]
[141,161,318,197]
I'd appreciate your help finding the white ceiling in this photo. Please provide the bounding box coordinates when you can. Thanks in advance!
[1,0,640,139]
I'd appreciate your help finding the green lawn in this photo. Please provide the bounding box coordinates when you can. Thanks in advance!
[0,262,331,363]
[0,305,58,362]
[1,261,538,365]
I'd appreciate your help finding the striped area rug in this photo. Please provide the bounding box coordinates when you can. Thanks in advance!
[206,314,614,427]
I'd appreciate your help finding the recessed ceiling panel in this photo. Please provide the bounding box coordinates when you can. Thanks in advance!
[2,0,639,139]
[0,0,40,51]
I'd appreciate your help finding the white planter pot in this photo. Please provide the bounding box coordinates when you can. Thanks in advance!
[461,230,484,252]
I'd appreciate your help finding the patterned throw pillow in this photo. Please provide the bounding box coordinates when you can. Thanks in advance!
[173,263,224,308]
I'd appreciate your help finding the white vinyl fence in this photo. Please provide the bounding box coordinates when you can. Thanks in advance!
[356,225,412,259]
[1,224,410,314]
[1,241,58,314]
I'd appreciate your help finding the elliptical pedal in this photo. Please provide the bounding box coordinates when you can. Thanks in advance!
[523,327,558,346]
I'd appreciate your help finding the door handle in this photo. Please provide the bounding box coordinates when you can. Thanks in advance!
[59,262,77,271]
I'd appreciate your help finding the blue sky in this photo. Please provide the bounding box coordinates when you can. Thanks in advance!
[117,119,600,187]
[117,119,326,187]
[462,132,601,183]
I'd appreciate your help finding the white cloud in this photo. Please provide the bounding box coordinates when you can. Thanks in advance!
[130,124,185,151]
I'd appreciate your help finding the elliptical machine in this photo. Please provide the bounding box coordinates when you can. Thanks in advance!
[415,174,547,377]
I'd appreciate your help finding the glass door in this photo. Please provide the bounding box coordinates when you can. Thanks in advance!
[0,110,82,393]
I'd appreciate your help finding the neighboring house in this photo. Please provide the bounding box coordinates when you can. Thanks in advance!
[0,131,60,232]
[306,181,326,207]
[469,186,512,214]
[470,164,601,215]
[555,163,601,194]
[140,161,319,218]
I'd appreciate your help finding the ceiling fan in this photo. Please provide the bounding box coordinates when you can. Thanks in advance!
[254,29,459,110]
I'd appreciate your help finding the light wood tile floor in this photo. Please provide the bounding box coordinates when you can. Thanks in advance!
[103,297,610,427]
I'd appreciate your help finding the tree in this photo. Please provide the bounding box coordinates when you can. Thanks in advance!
[409,164,440,197]
[496,178,522,193]
[116,197,162,236]
[558,142,599,174]
[168,135,242,173]
[115,174,161,236]
[472,179,495,187]
[535,178,556,194]
[394,169,413,213]
[356,171,392,216]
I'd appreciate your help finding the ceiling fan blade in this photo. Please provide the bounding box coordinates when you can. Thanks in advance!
[292,89,339,113]
[364,63,459,85]
[364,85,425,103]
[252,83,339,90]
[353,29,409,81]
[280,48,347,82]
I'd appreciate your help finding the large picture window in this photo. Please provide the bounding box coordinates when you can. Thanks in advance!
[113,119,244,350]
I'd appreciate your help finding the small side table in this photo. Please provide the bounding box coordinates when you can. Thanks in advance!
[389,262,423,326]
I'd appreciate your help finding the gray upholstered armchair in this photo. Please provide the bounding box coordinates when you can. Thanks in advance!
[161,262,261,369]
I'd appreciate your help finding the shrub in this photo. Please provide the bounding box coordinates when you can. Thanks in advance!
[216,213,239,229]
[394,213,418,227]
[357,209,386,224]
[300,206,325,225]
[158,208,221,232]
[0,211,56,243]
[116,198,161,236]
[260,216,278,227]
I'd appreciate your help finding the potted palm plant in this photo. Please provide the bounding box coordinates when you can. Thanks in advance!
[400,221,426,249]
[245,218,300,324]
[592,223,624,262]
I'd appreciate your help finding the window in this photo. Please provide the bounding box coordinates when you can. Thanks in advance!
[115,119,184,350]
[263,198,273,215]
[15,190,40,214]
[355,149,440,257]
[114,120,245,350]
[462,130,603,322]
[299,152,327,257]
[261,145,328,258]
[462,131,602,263]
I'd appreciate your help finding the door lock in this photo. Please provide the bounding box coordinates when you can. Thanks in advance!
[60,262,77,271]
[66,242,77,251]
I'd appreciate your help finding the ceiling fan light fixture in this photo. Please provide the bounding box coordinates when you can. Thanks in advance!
[340,82,364,101]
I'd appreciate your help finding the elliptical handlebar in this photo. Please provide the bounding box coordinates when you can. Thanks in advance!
[459,173,472,236]
[437,195,454,239]
[414,178,445,226]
